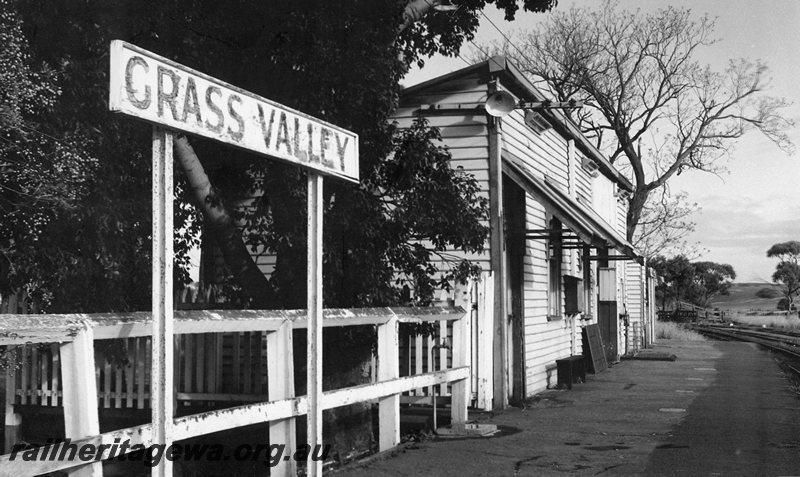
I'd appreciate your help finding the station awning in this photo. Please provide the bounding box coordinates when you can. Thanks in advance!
[502,153,641,263]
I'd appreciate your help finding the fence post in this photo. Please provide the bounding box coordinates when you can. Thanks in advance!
[60,325,101,477]
[438,320,447,397]
[451,280,472,432]
[377,313,399,451]
[2,292,24,452]
[4,347,22,453]
[267,320,296,477]
[476,273,494,411]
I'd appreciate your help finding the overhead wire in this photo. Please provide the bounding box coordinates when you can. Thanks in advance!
[478,10,538,67]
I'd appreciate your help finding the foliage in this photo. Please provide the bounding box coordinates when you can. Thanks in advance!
[767,241,800,262]
[690,261,736,308]
[472,0,794,245]
[0,0,100,308]
[151,0,503,309]
[767,241,800,310]
[755,287,780,299]
[400,0,556,68]
[650,254,735,309]
[240,118,489,308]
[1,0,549,460]
[650,255,694,309]
[4,0,555,312]
[777,298,797,312]
[0,0,208,312]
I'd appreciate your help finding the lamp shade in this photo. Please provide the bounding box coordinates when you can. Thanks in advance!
[484,91,516,117]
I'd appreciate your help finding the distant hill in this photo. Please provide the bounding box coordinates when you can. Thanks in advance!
[709,282,783,311]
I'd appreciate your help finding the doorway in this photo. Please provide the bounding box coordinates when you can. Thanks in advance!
[503,175,526,402]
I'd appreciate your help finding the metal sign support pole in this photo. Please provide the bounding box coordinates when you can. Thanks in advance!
[307,172,324,477]
[152,127,174,477]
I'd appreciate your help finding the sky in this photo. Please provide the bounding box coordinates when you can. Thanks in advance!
[402,0,800,283]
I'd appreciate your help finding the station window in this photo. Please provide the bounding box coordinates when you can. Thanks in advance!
[547,216,563,319]
[583,251,594,320]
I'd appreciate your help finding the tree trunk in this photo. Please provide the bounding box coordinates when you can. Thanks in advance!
[626,187,650,243]
[174,136,272,308]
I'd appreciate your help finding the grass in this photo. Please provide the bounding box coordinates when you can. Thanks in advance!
[727,313,800,331]
[655,320,706,341]
[710,282,784,311]
[706,283,800,331]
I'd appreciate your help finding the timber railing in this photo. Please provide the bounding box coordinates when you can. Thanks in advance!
[0,284,472,477]
[399,273,494,411]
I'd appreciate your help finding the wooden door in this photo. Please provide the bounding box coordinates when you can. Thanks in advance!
[597,267,618,363]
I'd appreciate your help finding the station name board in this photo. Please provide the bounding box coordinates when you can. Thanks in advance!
[109,40,359,182]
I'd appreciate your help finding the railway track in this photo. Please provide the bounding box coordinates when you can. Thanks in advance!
[693,322,800,378]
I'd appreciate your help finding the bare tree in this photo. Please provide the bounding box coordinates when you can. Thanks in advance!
[474,1,794,245]
[635,188,704,259]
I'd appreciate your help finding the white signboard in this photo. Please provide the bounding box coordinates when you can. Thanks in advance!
[109,40,359,182]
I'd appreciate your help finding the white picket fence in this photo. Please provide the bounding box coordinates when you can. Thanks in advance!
[0,297,472,477]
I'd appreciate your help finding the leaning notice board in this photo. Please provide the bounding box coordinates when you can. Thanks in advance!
[582,324,608,373]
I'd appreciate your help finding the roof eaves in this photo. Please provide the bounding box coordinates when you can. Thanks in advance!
[503,153,642,262]
[400,59,489,98]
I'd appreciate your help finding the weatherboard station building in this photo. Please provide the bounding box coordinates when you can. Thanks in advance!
[1,55,661,470]
[197,55,658,409]
[393,56,655,407]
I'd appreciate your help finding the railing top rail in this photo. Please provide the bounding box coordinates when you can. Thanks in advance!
[0,305,466,345]
[0,314,89,345]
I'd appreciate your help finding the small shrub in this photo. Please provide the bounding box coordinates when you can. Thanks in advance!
[655,320,706,341]
[777,298,798,311]
[755,287,780,299]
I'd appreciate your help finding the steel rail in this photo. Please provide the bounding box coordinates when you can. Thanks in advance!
[693,324,800,360]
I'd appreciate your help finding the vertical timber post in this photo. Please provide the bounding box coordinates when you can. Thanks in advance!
[60,325,101,477]
[377,313,399,451]
[152,127,174,477]
[487,100,507,410]
[451,280,472,431]
[307,172,323,477]
[267,321,296,477]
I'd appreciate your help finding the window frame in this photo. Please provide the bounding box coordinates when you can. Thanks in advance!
[547,216,563,321]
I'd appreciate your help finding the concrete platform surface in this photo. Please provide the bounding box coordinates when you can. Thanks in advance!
[333,340,800,476]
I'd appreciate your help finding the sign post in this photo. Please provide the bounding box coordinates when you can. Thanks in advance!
[307,172,324,477]
[109,40,358,477]
[151,127,174,477]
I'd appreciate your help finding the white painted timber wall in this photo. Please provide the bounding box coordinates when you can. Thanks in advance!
[394,76,630,397]
[625,261,645,353]
[615,197,629,354]
[498,87,588,396]
[591,173,616,226]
